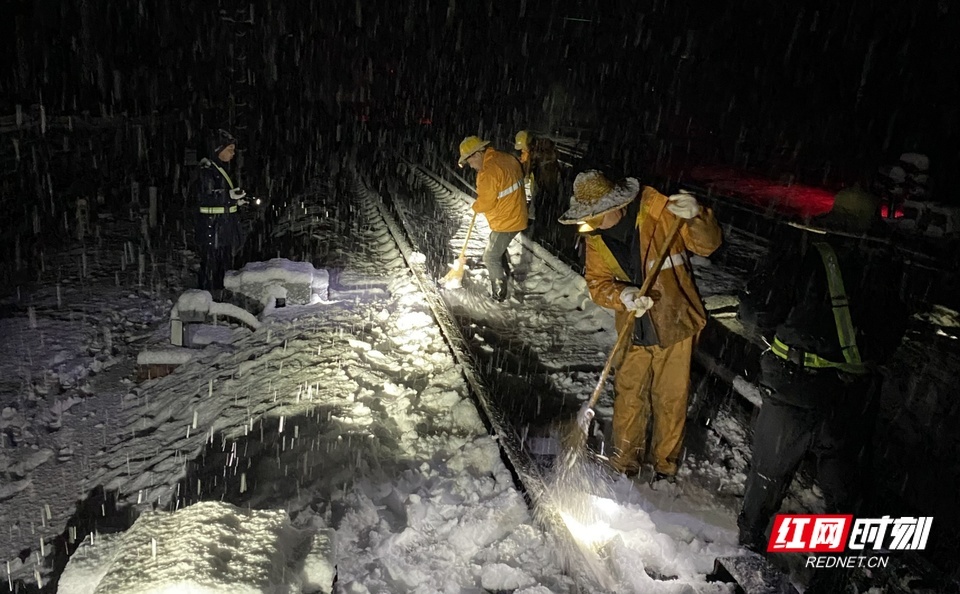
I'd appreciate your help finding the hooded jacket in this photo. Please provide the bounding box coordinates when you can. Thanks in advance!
[583,186,722,349]
[471,148,528,233]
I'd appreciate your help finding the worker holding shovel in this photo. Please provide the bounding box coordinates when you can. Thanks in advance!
[559,171,722,482]
[452,136,528,301]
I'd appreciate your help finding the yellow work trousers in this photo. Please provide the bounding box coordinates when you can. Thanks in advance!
[609,336,694,476]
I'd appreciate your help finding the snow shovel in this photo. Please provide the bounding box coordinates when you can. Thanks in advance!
[442,212,478,289]
[560,216,686,460]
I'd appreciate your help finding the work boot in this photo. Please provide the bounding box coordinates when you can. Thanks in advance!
[652,471,676,484]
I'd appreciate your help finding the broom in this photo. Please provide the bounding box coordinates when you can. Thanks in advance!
[441,212,478,289]
[559,216,686,469]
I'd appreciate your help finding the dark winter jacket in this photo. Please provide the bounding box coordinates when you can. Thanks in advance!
[195,154,242,252]
[527,137,560,199]
[739,226,909,407]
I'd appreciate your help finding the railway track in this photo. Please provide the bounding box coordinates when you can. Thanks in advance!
[359,160,769,590]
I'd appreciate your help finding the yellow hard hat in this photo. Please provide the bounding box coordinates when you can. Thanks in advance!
[514,130,530,151]
[458,136,490,166]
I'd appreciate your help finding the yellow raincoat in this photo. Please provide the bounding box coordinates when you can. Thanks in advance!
[583,186,722,475]
[471,148,528,233]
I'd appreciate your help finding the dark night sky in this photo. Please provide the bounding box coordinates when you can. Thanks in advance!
[2,0,959,195]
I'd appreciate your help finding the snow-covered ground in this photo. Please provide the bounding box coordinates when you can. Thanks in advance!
[0,174,745,593]
[2,161,959,593]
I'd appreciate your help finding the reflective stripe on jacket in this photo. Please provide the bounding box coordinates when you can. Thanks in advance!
[196,157,242,250]
[199,205,238,215]
[770,241,869,374]
[471,148,528,232]
[584,186,722,348]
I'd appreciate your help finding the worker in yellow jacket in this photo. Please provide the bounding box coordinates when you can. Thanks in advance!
[458,136,528,301]
[560,170,722,480]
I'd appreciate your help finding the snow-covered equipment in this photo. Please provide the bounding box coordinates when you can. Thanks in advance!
[135,348,196,381]
[559,217,685,466]
[876,153,931,203]
[441,212,477,289]
[169,289,260,348]
[224,258,330,306]
[889,200,960,238]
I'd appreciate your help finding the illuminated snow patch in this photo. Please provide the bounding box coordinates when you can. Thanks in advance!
[382,381,413,398]
[480,563,537,590]
[59,501,333,594]
[558,510,617,550]
[394,311,433,332]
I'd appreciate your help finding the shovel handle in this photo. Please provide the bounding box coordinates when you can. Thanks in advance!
[456,212,478,260]
[583,216,686,412]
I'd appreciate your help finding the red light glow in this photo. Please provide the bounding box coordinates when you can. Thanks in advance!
[880,204,905,219]
[690,166,835,218]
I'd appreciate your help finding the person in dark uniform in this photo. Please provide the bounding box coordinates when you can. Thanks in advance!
[736,187,910,565]
[196,128,247,293]
[514,130,561,239]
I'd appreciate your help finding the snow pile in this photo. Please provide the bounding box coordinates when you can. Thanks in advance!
[75,275,576,591]
[40,187,578,593]
[59,501,334,594]
[224,259,330,305]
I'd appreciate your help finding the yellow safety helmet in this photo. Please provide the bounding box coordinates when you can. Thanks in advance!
[514,130,530,151]
[458,136,490,166]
